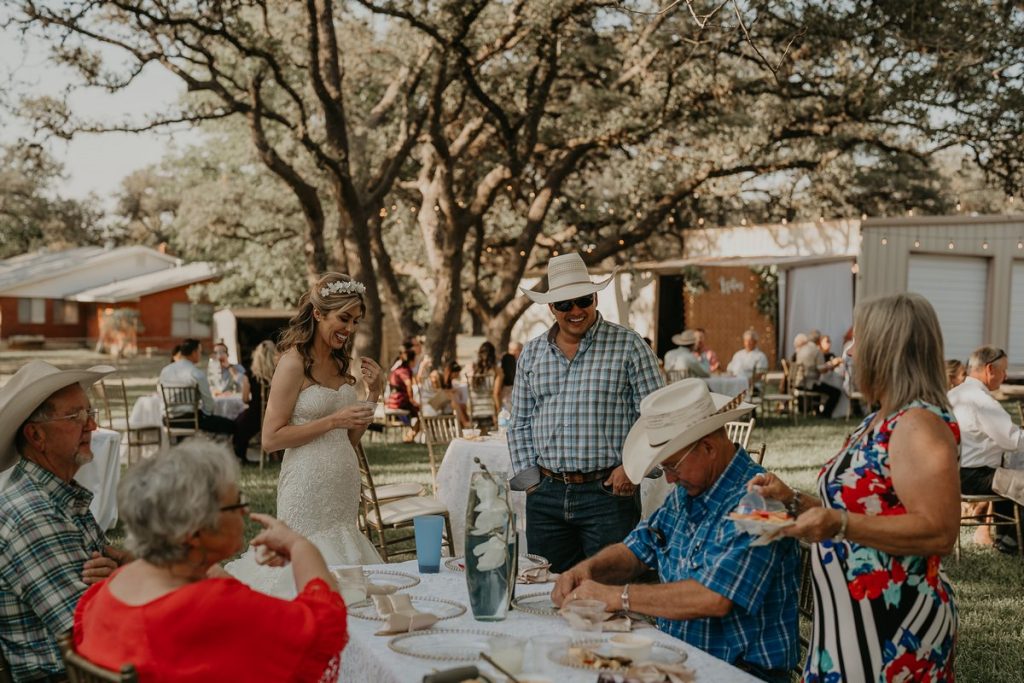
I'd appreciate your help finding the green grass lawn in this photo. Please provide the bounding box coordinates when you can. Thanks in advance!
[4,349,1018,681]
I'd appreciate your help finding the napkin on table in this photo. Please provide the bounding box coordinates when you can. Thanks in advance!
[517,562,554,584]
[373,594,439,635]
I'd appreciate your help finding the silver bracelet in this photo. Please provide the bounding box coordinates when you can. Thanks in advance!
[833,509,849,541]
[785,490,802,518]
[620,583,631,612]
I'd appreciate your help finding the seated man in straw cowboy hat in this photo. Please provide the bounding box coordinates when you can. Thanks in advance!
[551,379,800,683]
[0,361,131,681]
[509,252,664,573]
[663,329,710,379]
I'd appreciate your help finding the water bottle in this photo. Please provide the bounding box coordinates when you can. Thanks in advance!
[497,408,511,436]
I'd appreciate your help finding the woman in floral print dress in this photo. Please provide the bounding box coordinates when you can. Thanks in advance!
[752,293,960,682]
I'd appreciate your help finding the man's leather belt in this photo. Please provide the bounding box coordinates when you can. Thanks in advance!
[538,465,616,484]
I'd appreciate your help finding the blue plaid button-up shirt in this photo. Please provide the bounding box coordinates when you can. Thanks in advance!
[0,458,106,680]
[509,313,664,474]
[624,448,800,671]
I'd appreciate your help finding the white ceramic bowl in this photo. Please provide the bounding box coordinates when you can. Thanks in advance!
[608,633,654,662]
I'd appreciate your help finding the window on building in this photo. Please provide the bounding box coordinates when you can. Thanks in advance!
[17,298,46,324]
[171,302,213,337]
[52,300,80,325]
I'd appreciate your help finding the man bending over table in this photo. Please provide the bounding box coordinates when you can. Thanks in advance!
[552,380,799,683]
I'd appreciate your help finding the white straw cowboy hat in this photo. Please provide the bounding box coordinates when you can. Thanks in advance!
[0,360,116,470]
[623,379,755,484]
[671,329,699,347]
[521,252,614,304]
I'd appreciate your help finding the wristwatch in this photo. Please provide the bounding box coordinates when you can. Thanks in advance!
[786,490,802,518]
[620,583,631,612]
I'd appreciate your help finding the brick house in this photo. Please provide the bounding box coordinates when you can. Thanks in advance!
[0,246,217,352]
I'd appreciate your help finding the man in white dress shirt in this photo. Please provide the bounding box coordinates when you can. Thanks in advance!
[663,330,709,378]
[948,345,1024,551]
[727,329,770,383]
[158,338,237,438]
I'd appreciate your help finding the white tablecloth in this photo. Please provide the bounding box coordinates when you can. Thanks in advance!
[337,559,759,683]
[0,430,121,531]
[75,429,123,531]
[131,393,247,423]
[436,437,524,556]
[702,375,750,397]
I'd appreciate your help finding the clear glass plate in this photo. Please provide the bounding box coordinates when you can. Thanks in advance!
[511,590,558,616]
[347,595,467,621]
[363,568,421,590]
[388,628,506,661]
[549,637,688,670]
[444,553,547,572]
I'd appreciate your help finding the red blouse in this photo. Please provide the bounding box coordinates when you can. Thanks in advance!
[74,572,347,682]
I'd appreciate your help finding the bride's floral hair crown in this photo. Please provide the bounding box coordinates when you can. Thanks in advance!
[319,280,366,298]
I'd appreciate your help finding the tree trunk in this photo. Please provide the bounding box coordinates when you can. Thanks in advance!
[369,211,418,341]
[424,244,463,367]
[484,294,534,352]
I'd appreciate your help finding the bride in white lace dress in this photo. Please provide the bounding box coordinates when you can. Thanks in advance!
[227,273,383,597]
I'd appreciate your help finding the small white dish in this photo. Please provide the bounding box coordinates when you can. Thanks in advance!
[608,633,653,661]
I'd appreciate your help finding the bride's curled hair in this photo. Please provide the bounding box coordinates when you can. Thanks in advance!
[278,272,365,383]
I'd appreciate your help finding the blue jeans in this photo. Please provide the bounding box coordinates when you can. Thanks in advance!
[525,476,641,573]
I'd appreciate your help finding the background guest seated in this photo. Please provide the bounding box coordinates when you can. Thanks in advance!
[726,328,769,387]
[208,341,249,396]
[74,438,348,682]
[158,338,236,437]
[663,330,709,378]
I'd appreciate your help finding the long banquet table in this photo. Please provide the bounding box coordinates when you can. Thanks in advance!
[337,559,759,683]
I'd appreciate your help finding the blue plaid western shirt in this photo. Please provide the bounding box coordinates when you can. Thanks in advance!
[509,313,664,474]
[0,458,106,680]
[624,448,800,671]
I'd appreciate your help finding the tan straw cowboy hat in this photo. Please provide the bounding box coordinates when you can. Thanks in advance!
[520,252,614,304]
[623,378,754,484]
[0,360,116,470]
[671,329,699,347]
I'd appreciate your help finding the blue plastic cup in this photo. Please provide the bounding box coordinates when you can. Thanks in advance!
[413,515,444,573]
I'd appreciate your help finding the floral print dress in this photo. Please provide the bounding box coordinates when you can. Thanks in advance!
[804,401,958,683]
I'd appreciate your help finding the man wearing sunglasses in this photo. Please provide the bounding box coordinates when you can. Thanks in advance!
[509,252,663,573]
[949,345,1024,553]
[0,361,131,681]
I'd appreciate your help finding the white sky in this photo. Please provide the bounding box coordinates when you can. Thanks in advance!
[0,24,194,205]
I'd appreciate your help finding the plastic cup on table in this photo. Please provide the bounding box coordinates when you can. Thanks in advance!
[413,514,444,573]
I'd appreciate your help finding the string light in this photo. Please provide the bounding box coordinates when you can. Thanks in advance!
[781,218,787,225]
[908,209,915,217]
[378,207,388,217]
[1017,239,1023,250]
[913,237,921,248]
[506,184,513,192]
[485,246,493,253]
[552,250,559,256]
[955,199,962,212]
[697,217,705,226]
[433,205,440,212]
[579,203,586,210]
[391,204,397,211]
[860,213,867,221]
[618,239,625,245]
[881,236,888,246]
[982,238,990,250]
[740,217,747,226]
[520,250,526,256]
[948,239,955,250]
[851,263,859,274]
[528,191,535,199]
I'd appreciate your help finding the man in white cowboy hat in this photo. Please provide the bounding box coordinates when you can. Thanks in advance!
[551,379,800,682]
[0,361,130,681]
[508,252,663,573]
[663,329,710,378]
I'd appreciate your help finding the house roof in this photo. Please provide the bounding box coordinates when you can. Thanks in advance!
[0,246,181,297]
[72,262,219,303]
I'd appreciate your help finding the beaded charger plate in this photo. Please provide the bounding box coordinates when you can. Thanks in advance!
[510,591,558,616]
[362,568,420,590]
[388,628,507,661]
[444,553,547,573]
[346,595,467,621]
[550,637,688,671]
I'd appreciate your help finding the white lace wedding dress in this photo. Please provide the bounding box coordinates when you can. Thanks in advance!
[226,383,381,597]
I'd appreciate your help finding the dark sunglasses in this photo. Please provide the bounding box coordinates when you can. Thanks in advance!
[552,294,595,312]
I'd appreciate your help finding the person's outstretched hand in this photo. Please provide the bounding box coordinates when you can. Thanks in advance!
[249,513,304,567]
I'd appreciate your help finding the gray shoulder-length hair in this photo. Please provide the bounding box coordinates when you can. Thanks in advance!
[118,437,240,566]
[854,292,950,412]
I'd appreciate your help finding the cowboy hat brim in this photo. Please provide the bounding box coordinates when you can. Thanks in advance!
[671,333,697,346]
[520,273,614,304]
[0,362,116,471]
[623,392,755,484]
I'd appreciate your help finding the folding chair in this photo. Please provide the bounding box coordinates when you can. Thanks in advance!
[748,442,767,466]
[759,369,796,424]
[466,376,496,429]
[725,418,755,449]
[421,414,461,491]
[785,359,825,418]
[355,442,451,562]
[665,368,690,384]
[60,633,138,682]
[159,384,200,444]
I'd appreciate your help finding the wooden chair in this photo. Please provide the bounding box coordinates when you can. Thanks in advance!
[159,384,200,444]
[794,541,814,677]
[422,414,461,491]
[725,418,755,449]
[785,359,825,418]
[466,376,497,428]
[665,368,690,384]
[748,442,767,466]
[94,379,160,464]
[60,633,138,682]
[956,493,1023,561]
[355,442,450,562]
[759,368,796,424]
